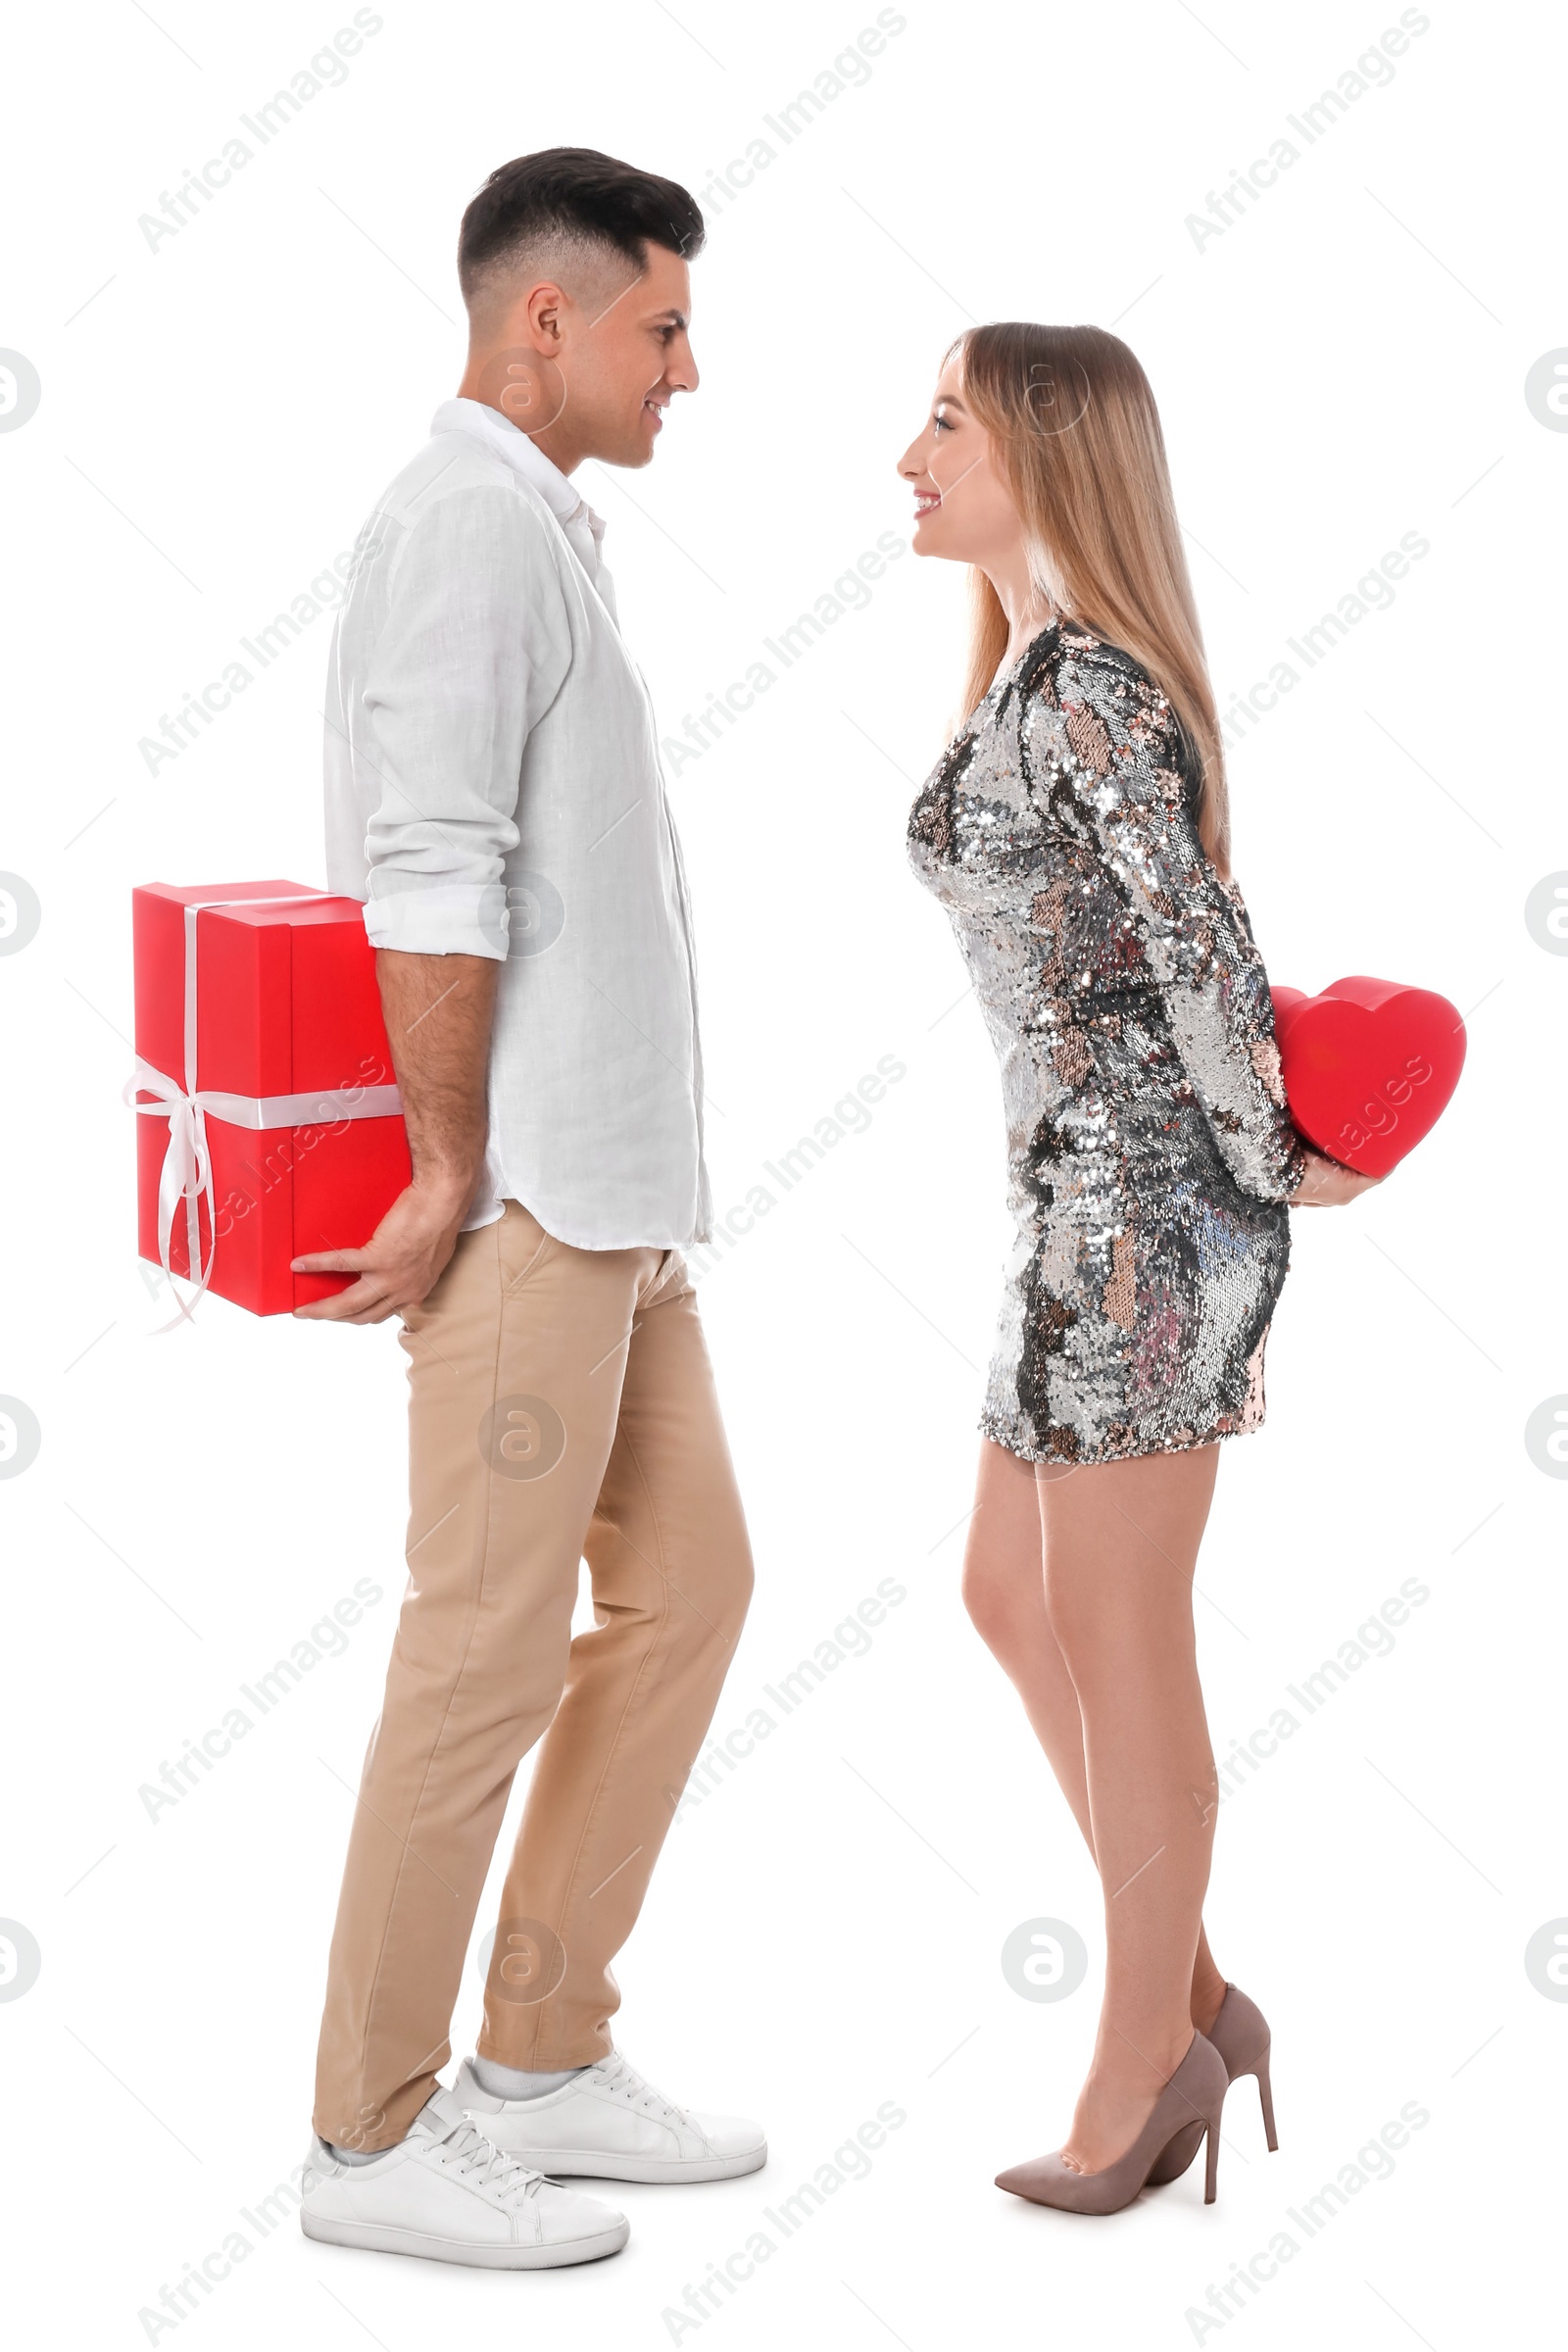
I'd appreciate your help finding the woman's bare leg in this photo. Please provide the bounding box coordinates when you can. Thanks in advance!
[1040,1445,1221,2171]
[960,1442,1099,1835]
[961,1441,1227,2040]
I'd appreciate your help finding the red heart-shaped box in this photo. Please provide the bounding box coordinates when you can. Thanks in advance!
[1268,975,1466,1178]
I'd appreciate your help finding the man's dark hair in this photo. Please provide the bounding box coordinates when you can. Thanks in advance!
[459,147,706,307]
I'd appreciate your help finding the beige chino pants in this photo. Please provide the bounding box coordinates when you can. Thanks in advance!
[313,1201,753,2151]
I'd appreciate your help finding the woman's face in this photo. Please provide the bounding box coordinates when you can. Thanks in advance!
[898,356,1025,570]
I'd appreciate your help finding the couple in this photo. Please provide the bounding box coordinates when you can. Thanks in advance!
[297,146,1376,2268]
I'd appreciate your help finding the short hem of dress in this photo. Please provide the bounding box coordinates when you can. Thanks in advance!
[978,1411,1264,1467]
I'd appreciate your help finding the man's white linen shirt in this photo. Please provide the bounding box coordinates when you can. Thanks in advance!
[324,396,710,1249]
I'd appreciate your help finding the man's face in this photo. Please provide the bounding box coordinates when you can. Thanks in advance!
[546,239,697,468]
[466,238,698,470]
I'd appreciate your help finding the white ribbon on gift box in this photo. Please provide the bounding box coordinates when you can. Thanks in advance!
[128,895,403,1325]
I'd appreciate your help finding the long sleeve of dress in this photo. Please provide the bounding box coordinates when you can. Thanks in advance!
[1034,639,1305,1203]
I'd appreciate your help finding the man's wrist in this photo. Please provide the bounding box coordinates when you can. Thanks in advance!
[410,1166,480,1218]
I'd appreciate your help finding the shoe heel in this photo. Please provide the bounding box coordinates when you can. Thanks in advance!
[1203,2115,1220,2205]
[1254,2047,1278,2153]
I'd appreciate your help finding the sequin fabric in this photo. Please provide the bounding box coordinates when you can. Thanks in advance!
[908,618,1306,1464]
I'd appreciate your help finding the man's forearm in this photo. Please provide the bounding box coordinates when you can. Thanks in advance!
[376,949,500,1202]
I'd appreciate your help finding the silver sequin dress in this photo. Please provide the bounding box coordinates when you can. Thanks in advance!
[908,618,1306,1464]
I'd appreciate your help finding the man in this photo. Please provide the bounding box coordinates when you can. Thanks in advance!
[293,148,760,2272]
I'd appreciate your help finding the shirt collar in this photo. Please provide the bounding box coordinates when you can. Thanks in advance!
[430,397,606,560]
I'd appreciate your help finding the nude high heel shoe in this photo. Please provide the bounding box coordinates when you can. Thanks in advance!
[995,2030,1228,2215]
[1145,1984,1277,2187]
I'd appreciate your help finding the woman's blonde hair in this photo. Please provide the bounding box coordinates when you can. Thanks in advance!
[953,322,1231,874]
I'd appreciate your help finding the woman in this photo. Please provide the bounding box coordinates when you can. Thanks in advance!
[899,323,1378,2215]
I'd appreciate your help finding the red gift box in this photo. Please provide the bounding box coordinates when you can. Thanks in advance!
[132,880,411,1316]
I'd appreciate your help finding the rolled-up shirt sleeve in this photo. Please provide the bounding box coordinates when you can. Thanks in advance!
[359,485,572,958]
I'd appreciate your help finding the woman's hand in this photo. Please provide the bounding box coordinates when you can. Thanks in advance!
[1291,1149,1385,1207]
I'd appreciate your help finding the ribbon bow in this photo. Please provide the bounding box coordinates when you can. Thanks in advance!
[127,1056,218,1323]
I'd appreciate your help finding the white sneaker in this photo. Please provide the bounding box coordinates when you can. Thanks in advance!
[456,2050,766,2183]
[300,2085,628,2269]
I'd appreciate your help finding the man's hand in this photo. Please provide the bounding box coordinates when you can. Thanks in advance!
[1292,1148,1385,1207]
[292,1176,472,1323]
[291,946,500,1324]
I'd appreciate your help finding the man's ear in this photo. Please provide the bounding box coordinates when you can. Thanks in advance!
[524,281,566,351]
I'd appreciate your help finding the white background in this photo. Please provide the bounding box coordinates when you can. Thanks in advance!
[2,1,1564,2345]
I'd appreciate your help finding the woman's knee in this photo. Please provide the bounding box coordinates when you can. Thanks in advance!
[961,1550,1032,1650]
